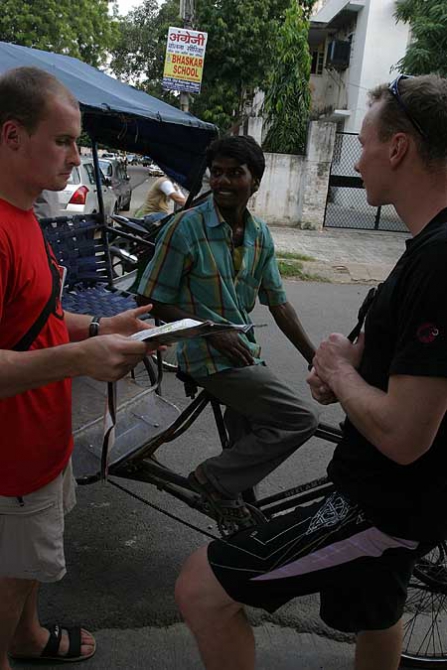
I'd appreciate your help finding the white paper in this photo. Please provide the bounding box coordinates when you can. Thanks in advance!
[131,318,254,345]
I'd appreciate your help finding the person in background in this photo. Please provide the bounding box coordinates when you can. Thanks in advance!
[135,174,186,221]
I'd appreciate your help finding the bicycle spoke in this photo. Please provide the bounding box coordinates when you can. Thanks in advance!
[402,573,447,665]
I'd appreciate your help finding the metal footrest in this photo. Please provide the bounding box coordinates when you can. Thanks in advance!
[72,377,180,482]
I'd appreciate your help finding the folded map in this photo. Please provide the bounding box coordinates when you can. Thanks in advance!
[130,318,254,345]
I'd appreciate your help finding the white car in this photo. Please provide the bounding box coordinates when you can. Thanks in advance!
[98,158,132,211]
[58,158,117,216]
[148,162,164,177]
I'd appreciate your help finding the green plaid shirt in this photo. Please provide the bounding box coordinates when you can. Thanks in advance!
[138,195,287,377]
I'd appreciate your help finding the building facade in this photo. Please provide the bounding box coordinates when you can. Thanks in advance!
[309,0,410,132]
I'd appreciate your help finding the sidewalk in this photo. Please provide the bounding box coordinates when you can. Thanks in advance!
[271,225,409,283]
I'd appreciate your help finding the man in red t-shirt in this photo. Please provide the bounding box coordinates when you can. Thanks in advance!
[0,67,156,668]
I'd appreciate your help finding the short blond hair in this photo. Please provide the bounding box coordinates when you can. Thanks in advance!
[369,75,447,167]
[0,66,79,134]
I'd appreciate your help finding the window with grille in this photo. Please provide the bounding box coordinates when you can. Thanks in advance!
[311,47,325,75]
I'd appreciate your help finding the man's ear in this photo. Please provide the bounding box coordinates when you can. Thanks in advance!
[252,179,260,193]
[1,120,23,150]
[389,132,410,168]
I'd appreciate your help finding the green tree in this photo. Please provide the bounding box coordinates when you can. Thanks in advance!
[190,0,291,130]
[262,1,312,154]
[111,0,296,129]
[111,0,181,103]
[110,0,315,131]
[395,0,447,76]
[0,0,119,67]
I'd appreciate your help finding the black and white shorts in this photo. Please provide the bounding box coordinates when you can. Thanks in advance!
[208,491,429,632]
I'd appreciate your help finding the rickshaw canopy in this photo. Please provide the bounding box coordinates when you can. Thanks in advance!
[0,41,217,190]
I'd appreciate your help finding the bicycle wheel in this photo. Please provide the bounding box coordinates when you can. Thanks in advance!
[401,542,447,666]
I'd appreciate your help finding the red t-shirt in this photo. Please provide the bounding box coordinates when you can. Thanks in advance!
[0,199,73,496]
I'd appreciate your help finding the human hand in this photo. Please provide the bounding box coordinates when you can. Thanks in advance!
[78,334,154,382]
[312,332,365,388]
[207,331,254,367]
[307,368,338,405]
[101,304,154,337]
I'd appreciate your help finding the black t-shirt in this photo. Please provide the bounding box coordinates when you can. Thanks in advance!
[328,208,447,541]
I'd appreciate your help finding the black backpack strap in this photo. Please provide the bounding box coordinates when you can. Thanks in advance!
[347,285,378,343]
[12,233,62,352]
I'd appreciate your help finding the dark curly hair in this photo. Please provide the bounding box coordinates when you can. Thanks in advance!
[206,135,265,181]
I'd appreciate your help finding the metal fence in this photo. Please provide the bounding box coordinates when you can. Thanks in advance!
[324,132,407,232]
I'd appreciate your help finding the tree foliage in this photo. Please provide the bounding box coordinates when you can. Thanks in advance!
[0,0,119,67]
[262,1,311,154]
[395,0,447,76]
[111,0,180,102]
[110,0,315,133]
[111,0,303,129]
[190,0,292,130]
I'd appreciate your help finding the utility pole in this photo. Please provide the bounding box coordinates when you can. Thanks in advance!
[179,0,195,112]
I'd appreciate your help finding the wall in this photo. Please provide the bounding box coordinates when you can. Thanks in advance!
[301,121,337,228]
[248,121,337,230]
[249,152,306,226]
[309,0,410,133]
[342,0,410,132]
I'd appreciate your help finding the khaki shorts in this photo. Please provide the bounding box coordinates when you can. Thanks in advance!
[0,460,77,582]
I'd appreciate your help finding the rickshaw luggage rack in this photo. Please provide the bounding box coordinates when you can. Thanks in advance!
[41,212,447,669]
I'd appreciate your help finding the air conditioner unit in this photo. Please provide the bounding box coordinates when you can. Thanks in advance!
[326,40,351,71]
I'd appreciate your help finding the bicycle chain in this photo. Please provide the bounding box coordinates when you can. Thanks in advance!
[109,477,221,541]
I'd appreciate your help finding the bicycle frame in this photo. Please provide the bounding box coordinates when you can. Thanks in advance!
[68,211,447,668]
[93,374,447,668]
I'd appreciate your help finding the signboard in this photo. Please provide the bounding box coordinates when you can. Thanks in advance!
[163,27,208,95]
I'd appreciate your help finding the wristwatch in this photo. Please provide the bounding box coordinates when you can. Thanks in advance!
[89,316,102,337]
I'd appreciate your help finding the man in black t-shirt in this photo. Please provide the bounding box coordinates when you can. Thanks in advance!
[174,75,447,670]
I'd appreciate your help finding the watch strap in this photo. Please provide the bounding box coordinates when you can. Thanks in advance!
[89,316,102,337]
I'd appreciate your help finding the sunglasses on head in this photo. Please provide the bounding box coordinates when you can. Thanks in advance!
[388,74,427,140]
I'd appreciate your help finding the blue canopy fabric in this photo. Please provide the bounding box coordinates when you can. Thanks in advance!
[0,42,217,190]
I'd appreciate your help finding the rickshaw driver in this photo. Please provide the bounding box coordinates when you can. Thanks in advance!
[138,135,318,527]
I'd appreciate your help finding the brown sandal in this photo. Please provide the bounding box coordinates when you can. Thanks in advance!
[188,468,259,534]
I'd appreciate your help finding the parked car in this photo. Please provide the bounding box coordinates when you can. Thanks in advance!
[58,158,117,216]
[126,154,138,165]
[148,162,164,177]
[98,157,132,211]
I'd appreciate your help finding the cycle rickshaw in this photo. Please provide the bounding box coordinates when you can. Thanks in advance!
[37,208,447,669]
[10,39,446,669]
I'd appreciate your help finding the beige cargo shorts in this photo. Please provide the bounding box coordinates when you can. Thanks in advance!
[0,460,77,582]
